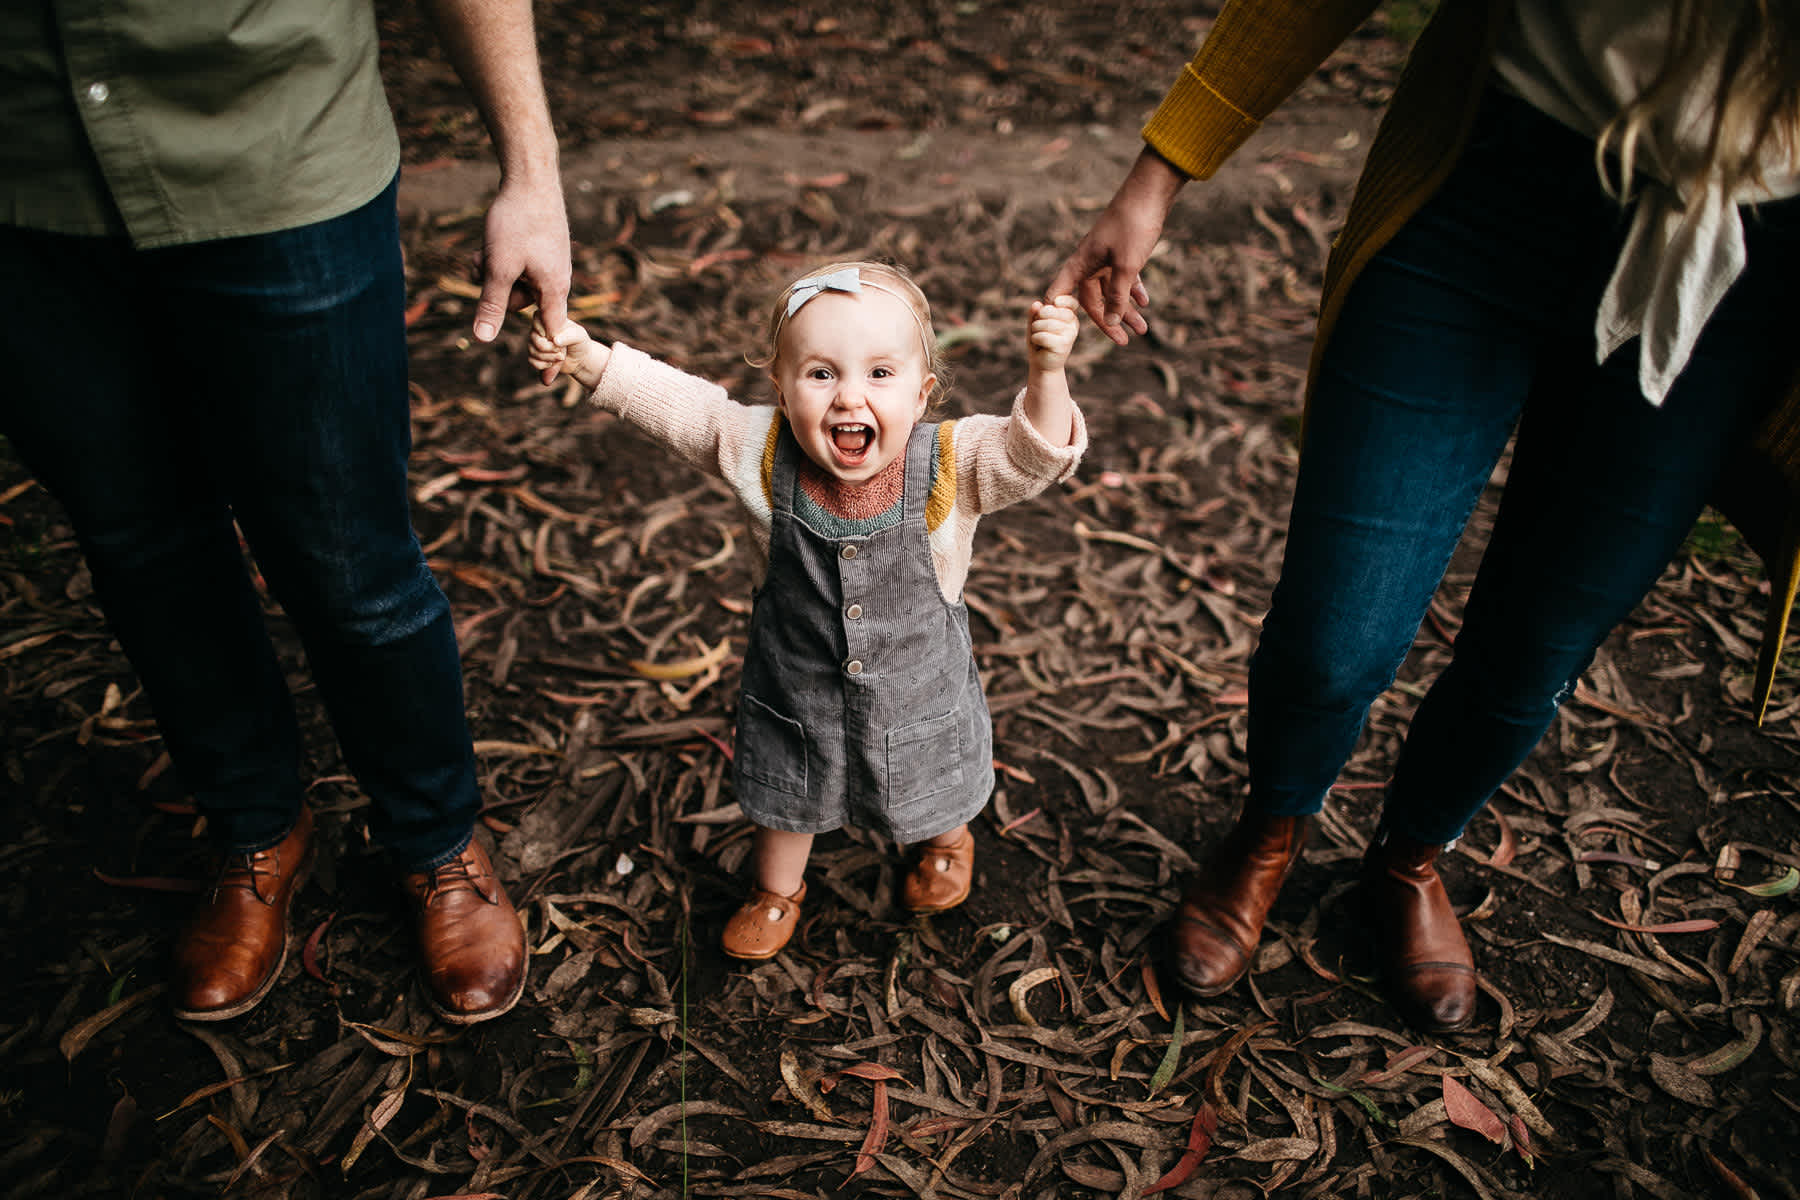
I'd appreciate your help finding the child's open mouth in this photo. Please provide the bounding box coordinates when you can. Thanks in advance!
[830,423,874,462]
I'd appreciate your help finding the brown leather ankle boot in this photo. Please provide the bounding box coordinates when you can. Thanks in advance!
[172,806,315,1021]
[1164,812,1308,997]
[1361,832,1477,1033]
[401,838,526,1025]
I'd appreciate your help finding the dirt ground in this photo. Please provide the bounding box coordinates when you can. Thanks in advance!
[3,2,1798,1198]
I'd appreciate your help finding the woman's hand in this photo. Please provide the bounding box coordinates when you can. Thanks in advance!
[1047,146,1190,345]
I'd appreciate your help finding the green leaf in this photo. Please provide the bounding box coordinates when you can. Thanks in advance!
[1726,866,1798,897]
[1313,1075,1396,1128]
[934,324,991,350]
[1148,1005,1184,1096]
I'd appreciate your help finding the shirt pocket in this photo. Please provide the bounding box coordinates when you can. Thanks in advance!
[736,692,808,798]
[885,709,965,816]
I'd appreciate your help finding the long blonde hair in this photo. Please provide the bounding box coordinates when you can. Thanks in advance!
[1598,0,1800,198]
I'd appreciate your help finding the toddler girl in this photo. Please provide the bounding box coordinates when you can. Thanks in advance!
[529,261,1086,958]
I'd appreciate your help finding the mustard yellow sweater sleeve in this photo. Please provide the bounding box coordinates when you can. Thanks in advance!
[1141,0,1387,179]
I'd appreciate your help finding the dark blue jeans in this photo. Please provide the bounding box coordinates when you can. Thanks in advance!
[1247,89,1800,845]
[0,177,478,868]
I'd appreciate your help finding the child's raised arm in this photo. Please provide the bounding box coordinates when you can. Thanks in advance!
[1024,295,1080,447]
[529,316,612,392]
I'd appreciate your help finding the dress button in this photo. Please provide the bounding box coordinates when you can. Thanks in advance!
[86,81,110,105]
[845,659,863,675]
[845,603,863,620]
[841,544,857,560]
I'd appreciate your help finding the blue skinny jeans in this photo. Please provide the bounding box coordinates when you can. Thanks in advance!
[0,177,478,868]
[1247,89,1800,845]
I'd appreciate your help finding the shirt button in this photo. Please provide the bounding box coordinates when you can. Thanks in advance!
[86,81,110,105]
[840,544,857,560]
[845,660,863,675]
[845,604,863,620]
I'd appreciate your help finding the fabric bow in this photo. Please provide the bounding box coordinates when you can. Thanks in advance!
[785,267,863,317]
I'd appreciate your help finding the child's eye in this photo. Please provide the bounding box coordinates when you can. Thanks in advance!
[807,367,834,381]
[870,366,894,379]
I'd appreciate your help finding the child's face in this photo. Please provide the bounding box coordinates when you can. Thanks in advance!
[771,289,936,486]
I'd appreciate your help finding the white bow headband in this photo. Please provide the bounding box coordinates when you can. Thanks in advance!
[777,267,935,360]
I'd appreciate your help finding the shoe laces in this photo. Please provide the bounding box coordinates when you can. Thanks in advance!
[211,845,282,903]
[418,850,493,905]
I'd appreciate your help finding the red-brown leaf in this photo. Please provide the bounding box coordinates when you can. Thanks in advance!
[1142,957,1169,1021]
[847,1078,889,1181]
[1442,1075,1507,1144]
[1144,1103,1218,1194]
[837,1062,907,1083]
[302,913,337,992]
[92,869,202,893]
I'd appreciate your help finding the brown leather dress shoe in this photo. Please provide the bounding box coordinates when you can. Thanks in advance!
[401,838,526,1025]
[1163,811,1307,997]
[721,883,805,960]
[902,828,975,913]
[172,806,316,1021]
[1361,832,1477,1033]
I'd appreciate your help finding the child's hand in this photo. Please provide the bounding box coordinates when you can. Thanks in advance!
[528,316,610,390]
[1028,295,1080,374]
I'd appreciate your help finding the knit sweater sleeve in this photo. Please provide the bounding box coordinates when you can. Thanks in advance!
[1141,0,1385,179]
[949,389,1088,516]
[586,341,779,569]
[923,390,1088,600]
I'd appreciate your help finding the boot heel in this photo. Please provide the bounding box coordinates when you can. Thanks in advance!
[1360,832,1477,1033]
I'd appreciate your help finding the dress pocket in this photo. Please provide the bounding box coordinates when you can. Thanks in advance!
[737,692,808,797]
[885,709,964,815]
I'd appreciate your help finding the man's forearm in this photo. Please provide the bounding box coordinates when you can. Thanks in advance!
[418,0,560,181]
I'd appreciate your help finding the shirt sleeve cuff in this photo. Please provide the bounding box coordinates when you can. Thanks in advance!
[1141,64,1262,180]
[1004,388,1088,484]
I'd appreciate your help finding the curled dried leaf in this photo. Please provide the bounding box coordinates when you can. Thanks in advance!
[1688,1013,1763,1076]
[780,1048,836,1123]
[1728,909,1776,974]
[1008,966,1060,1027]
[629,1099,741,1148]
[1648,1053,1716,1107]
[627,638,730,681]
[61,985,165,1062]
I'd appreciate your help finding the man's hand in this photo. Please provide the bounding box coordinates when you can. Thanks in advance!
[1046,146,1189,346]
[476,174,572,383]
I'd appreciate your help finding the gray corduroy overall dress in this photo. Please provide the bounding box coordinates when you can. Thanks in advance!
[732,420,995,843]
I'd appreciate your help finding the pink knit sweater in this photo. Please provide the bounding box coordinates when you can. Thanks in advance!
[588,342,1088,599]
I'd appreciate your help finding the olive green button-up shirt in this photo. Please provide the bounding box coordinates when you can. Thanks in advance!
[0,0,401,249]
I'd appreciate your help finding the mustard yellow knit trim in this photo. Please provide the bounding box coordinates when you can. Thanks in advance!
[1754,534,1800,724]
[761,412,782,507]
[926,421,957,532]
[1141,66,1261,181]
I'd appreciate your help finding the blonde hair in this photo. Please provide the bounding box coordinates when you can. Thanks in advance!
[751,260,949,409]
[1597,0,1800,199]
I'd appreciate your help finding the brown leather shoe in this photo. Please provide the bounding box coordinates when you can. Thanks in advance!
[1361,832,1477,1033]
[902,828,975,913]
[172,806,316,1021]
[401,838,526,1025]
[1163,811,1307,997]
[721,883,805,960]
